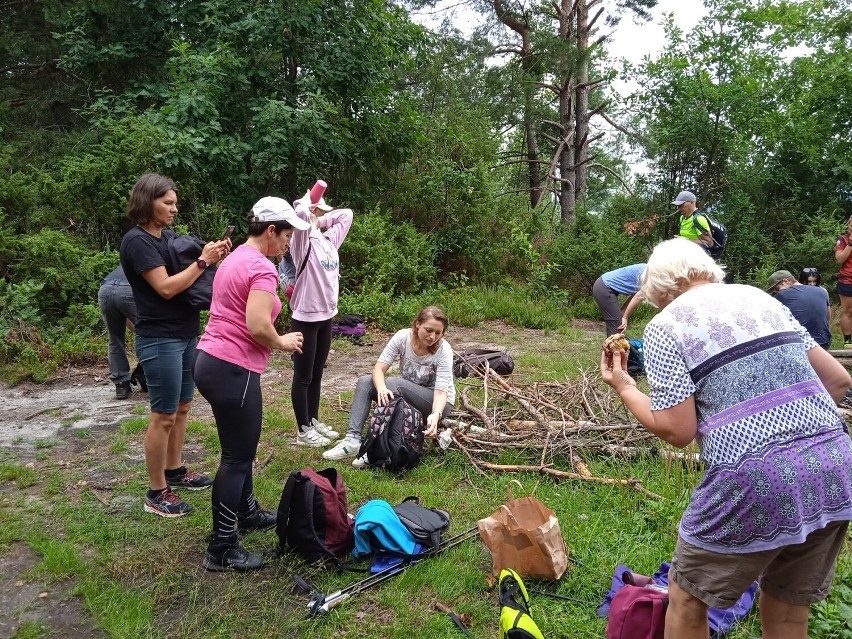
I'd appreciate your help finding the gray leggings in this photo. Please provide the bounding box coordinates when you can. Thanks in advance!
[346,375,453,441]
[592,275,626,337]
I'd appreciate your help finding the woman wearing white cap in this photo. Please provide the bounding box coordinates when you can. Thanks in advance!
[287,189,354,446]
[194,197,308,571]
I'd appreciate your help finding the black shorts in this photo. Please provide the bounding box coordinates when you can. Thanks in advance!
[836,281,852,297]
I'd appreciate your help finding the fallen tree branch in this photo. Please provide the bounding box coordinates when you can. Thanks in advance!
[474,461,663,500]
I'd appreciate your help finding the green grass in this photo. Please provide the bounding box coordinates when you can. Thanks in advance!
[0,463,39,488]
[0,290,850,638]
[62,412,86,428]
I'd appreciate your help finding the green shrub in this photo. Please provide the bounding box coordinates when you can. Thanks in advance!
[545,211,647,302]
[0,230,115,339]
[340,208,437,297]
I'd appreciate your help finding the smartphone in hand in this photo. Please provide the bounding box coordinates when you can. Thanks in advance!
[221,225,235,241]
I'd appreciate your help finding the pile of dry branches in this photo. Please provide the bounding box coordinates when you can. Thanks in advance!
[444,368,675,500]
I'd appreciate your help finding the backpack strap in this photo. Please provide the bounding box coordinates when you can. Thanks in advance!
[276,470,302,547]
[692,213,711,236]
[389,398,411,469]
[647,597,667,639]
[296,243,312,279]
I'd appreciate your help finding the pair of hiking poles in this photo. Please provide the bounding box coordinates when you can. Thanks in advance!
[295,525,480,618]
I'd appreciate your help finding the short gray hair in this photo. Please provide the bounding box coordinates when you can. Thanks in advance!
[641,238,726,308]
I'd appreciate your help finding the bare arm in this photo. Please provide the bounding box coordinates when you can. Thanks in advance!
[600,349,698,448]
[618,294,644,332]
[835,238,852,264]
[807,346,852,404]
[372,361,392,406]
[245,290,303,352]
[424,389,449,437]
[141,239,231,299]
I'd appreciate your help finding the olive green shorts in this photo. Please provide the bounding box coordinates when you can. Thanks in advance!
[670,520,849,608]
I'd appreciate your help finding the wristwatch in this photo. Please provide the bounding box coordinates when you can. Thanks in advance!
[196,258,207,270]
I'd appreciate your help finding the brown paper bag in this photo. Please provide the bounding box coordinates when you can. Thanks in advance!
[477,481,569,580]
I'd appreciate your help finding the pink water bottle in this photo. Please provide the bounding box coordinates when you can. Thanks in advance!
[309,180,327,204]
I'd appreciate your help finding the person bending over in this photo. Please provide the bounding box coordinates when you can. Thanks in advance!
[592,263,646,336]
[97,264,139,399]
[601,238,852,639]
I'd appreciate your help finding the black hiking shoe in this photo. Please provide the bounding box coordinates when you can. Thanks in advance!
[115,380,131,400]
[167,468,213,491]
[238,508,277,536]
[203,535,264,572]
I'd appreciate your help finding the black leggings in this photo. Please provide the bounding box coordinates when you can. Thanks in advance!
[194,351,262,537]
[291,318,332,430]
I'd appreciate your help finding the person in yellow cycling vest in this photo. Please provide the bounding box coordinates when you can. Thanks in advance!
[673,190,714,252]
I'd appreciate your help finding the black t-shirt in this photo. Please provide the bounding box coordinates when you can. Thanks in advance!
[120,226,199,338]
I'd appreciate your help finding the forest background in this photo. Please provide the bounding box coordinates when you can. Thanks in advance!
[0,0,850,381]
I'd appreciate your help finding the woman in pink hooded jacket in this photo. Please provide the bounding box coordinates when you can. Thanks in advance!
[288,190,353,446]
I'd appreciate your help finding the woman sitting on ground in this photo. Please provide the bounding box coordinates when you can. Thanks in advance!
[323,306,455,465]
[601,238,852,639]
[194,197,307,572]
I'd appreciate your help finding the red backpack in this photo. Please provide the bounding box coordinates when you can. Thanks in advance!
[606,571,668,639]
[276,467,354,563]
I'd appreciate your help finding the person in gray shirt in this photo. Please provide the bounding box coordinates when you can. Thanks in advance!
[323,306,455,465]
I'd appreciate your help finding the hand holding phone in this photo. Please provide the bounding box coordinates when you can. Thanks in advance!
[221,225,235,241]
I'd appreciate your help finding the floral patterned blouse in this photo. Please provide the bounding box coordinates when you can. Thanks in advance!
[645,283,852,553]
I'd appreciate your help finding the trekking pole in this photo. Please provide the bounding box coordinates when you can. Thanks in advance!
[300,526,479,617]
[311,527,479,616]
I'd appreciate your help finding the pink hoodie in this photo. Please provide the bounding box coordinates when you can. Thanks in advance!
[288,193,353,322]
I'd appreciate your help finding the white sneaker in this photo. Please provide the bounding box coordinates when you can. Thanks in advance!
[322,436,361,460]
[296,427,331,447]
[352,454,369,469]
[311,418,339,440]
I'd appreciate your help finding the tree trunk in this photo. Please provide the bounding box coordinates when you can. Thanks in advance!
[558,0,576,225]
[574,0,590,209]
[492,0,542,208]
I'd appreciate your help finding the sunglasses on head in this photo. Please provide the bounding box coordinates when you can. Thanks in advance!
[802,268,817,274]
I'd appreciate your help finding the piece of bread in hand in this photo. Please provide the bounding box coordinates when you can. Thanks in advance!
[603,333,630,354]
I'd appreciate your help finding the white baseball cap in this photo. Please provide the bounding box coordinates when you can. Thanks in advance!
[250,197,311,229]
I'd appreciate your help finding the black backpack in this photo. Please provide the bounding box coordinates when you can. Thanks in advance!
[453,348,515,378]
[276,467,355,564]
[163,230,216,310]
[393,496,451,550]
[357,397,424,471]
[130,363,147,392]
[693,212,728,259]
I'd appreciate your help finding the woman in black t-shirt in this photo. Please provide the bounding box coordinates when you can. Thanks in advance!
[120,173,230,519]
